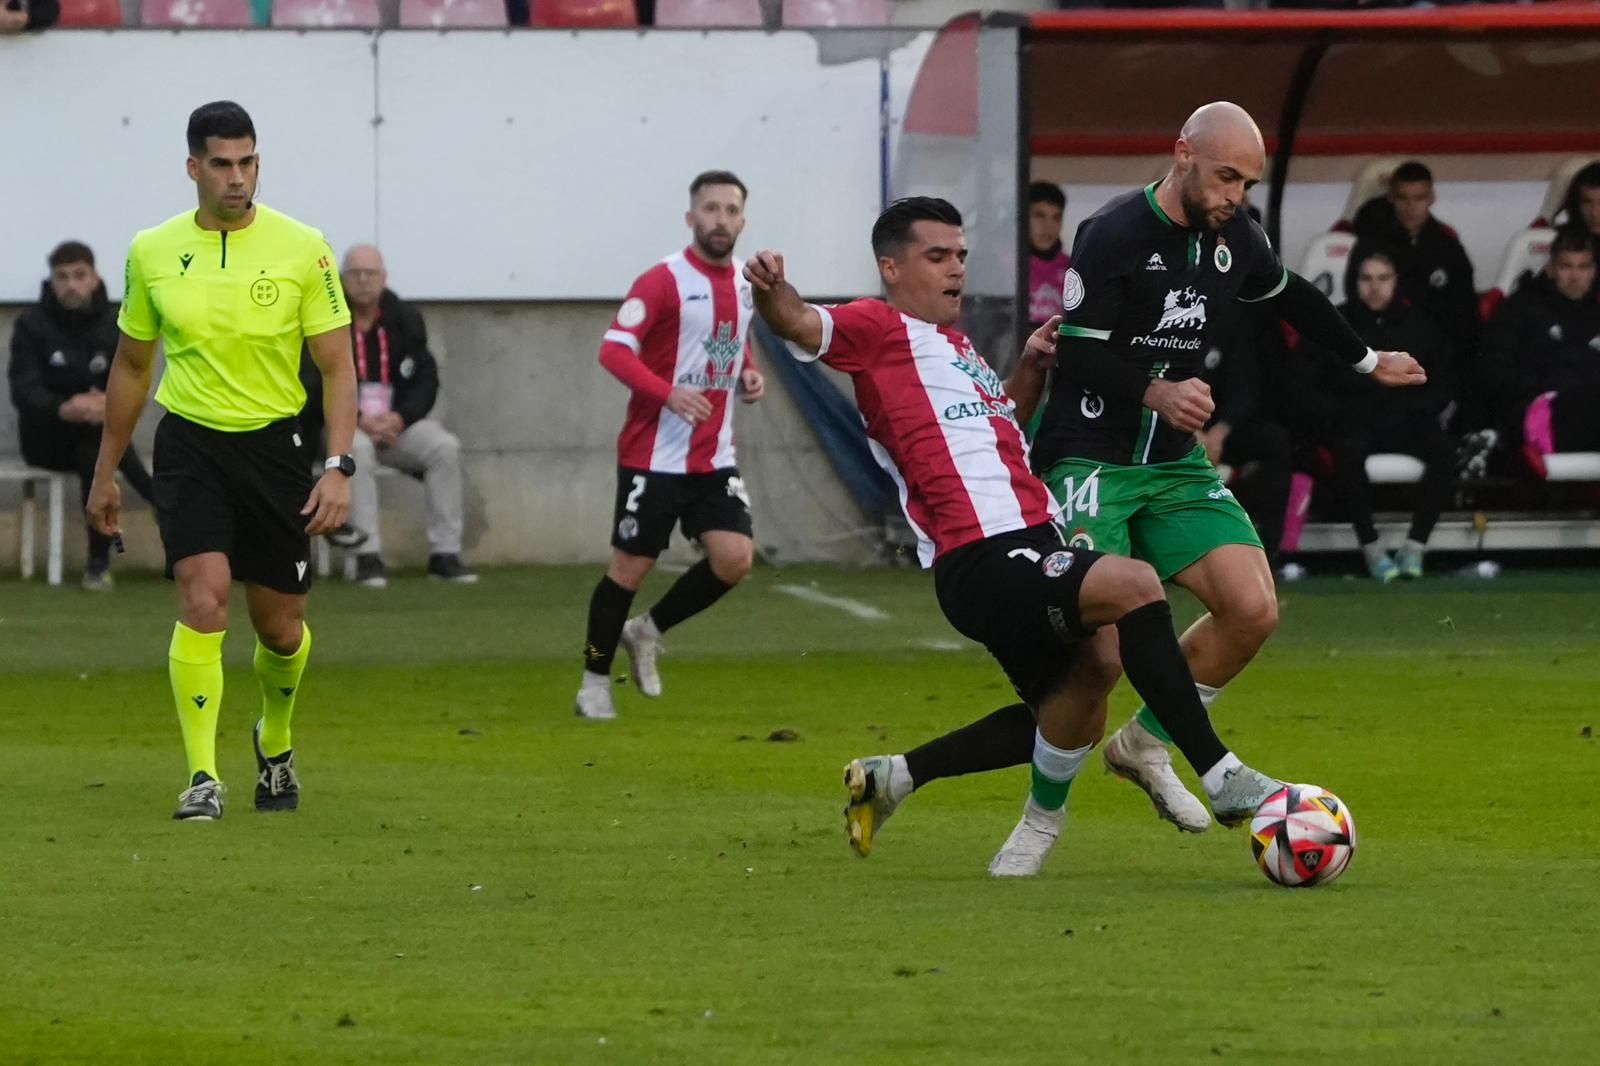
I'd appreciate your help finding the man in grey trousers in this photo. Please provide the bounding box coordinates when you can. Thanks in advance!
[339,245,476,587]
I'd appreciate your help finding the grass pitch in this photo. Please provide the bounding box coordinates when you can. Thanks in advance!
[1,565,1597,1064]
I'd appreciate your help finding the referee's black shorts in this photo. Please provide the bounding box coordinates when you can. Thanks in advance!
[152,413,314,595]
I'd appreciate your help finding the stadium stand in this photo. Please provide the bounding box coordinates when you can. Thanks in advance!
[272,0,381,26]
[398,0,507,27]
[655,0,761,28]
[141,0,255,26]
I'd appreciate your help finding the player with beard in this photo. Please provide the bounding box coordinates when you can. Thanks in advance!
[574,171,766,720]
[839,104,1425,862]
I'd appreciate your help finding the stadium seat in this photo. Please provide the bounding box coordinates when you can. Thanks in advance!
[1332,157,1406,230]
[781,0,889,28]
[0,462,67,587]
[398,0,507,26]
[1365,455,1425,485]
[1480,228,1553,322]
[1526,450,1600,483]
[1533,155,1600,228]
[1298,230,1358,305]
[142,0,256,25]
[655,0,761,27]
[530,0,638,27]
[58,0,124,26]
[272,0,380,26]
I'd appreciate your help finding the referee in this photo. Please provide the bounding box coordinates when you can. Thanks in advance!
[87,101,358,822]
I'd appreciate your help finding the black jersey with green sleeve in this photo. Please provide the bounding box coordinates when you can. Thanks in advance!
[1034,183,1288,467]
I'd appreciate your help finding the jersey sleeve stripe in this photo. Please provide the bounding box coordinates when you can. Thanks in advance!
[1058,324,1112,340]
[785,303,832,363]
[603,329,642,354]
[1238,267,1290,304]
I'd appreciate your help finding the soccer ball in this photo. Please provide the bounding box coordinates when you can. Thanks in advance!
[1249,785,1356,888]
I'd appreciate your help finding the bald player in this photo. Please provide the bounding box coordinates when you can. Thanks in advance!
[841,103,1425,871]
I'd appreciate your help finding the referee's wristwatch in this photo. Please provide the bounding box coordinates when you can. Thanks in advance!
[325,454,357,477]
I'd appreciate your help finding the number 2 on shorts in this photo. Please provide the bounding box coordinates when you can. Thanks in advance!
[625,474,647,514]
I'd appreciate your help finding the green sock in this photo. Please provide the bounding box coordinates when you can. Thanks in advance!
[1134,705,1174,744]
[255,623,311,758]
[169,622,225,782]
[1028,731,1094,811]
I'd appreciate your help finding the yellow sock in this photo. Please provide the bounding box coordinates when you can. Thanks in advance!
[169,622,225,783]
[255,623,311,759]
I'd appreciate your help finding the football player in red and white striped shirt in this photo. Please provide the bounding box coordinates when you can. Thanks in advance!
[747,197,1281,877]
[576,171,765,721]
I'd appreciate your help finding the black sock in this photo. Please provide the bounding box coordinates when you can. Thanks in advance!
[647,559,733,633]
[903,702,1035,789]
[584,576,636,676]
[1115,601,1228,775]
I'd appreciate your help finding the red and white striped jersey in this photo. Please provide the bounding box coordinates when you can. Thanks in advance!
[598,247,755,474]
[801,299,1055,567]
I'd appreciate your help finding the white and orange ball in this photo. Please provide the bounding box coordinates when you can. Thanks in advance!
[1249,785,1356,888]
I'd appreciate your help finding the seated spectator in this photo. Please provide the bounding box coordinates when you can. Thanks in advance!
[1352,160,1478,374]
[328,245,476,588]
[1481,227,1600,459]
[1,0,60,32]
[7,241,154,590]
[1557,162,1600,244]
[1297,243,1457,582]
[1027,181,1070,329]
[1196,304,1296,578]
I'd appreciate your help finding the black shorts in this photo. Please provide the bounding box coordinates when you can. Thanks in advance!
[152,413,314,595]
[610,465,754,558]
[933,524,1104,706]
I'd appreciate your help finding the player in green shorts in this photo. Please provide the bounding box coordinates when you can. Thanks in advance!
[841,102,1425,865]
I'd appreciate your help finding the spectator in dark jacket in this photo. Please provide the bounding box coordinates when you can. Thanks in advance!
[1352,161,1479,374]
[1557,162,1600,240]
[305,245,475,588]
[7,241,154,589]
[1196,303,1296,574]
[1,0,60,32]
[1298,243,1457,582]
[1481,227,1600,458]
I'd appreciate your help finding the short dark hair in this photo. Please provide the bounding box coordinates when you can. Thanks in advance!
[871,197,963,258]
[1028,181,1066,211]
[1391,161,1433,187]
[1561,161,1600,221]
[48,241,95,270]
[187,101,256,157]
[689,170,747,203]
[1550,226,1596,262]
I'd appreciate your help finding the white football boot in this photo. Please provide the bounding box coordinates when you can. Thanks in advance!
[619,616,663,698]
[1103,719,1212,833]
[987,797,1064,878]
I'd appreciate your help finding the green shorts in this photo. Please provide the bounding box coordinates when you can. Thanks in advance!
[1041,445,1262,581]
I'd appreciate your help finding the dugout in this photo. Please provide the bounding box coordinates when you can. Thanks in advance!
[891,4,1600,554]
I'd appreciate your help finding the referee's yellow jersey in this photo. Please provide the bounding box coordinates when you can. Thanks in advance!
[118,203,352,433]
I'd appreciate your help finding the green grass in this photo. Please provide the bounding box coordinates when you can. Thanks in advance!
[1,566,1598,1064]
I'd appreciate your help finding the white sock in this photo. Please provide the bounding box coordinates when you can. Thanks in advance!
[581,670,610,691]
[1197,682,1222,711]
[887,754,914,804]
[1033,731,1093,781]
[636,614,662,641]
[1200,752,1243,797]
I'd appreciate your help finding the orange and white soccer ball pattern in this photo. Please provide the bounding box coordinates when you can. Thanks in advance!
[1250,785,1356,888]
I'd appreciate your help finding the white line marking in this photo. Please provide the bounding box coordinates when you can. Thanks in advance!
[774,584,889,622]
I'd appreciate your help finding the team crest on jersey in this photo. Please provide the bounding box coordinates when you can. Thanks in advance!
[1430,268,1449,289]
[1156,287,1207,332]
[1214,238,1232,274]
[89,353,108,375]
[1062,268,1085,311]
[399,357,415,380]
[1041,551,1074,578]
[617,298,647,328]
[251,277,280,307]
[703,322,741,373]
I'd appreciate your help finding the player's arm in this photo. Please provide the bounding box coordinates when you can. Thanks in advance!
[1260,271,1424,387]
[85,332,157,536]
[744,250,826,354]
[1005,315,1060,426]
[303,326,356,535]
[599,271,713,425]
